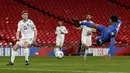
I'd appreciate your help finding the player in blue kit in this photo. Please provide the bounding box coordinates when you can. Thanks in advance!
[72,15,122,60]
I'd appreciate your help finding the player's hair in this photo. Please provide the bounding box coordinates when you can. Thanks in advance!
[110,15,118,22]
[21,10,28,15]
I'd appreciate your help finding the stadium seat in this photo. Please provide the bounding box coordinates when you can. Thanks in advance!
[0,0,130,47]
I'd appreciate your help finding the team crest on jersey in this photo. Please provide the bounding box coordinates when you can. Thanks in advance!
[27,24,29,26]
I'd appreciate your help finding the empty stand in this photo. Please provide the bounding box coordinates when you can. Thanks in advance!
[0,0,129,47]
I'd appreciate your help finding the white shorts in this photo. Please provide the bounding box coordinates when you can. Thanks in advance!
[81,35,92,46]
[56,37,64,47]
[16,38,33,47]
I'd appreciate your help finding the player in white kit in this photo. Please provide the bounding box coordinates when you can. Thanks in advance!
[74,14,96,60]
[7,10,37,66]
[55,21,68,53]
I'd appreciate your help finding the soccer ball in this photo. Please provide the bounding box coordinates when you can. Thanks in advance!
[55,50,64,59]
[35,52,39,56]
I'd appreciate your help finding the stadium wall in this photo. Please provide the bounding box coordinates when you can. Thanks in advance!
[0,46,130,56]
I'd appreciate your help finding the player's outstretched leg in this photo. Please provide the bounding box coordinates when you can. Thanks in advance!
[7,44,19,66]
[105,54,111,60]
[24,42,30,66]
[105,48,113,60]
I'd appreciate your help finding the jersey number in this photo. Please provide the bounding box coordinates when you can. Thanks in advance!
[23,26,27,30]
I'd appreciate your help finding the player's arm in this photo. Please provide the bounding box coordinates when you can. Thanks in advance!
[73,27,82,30]
[63,27,68,34]
[16,31,20,41]
[60,27,68,34]
[117,19,122,25]
[73,21,82,30]
[55,27,59,35]
[73,24,82,30]
[16,22,21,41]
[33,28,37,42]
[31,21,37,42]
[116,20,122,33]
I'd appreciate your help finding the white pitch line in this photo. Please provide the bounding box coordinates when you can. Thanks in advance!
[0,68,128,73]
[0,63,119,66]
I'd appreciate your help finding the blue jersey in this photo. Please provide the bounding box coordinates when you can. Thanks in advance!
[97,20,122,42]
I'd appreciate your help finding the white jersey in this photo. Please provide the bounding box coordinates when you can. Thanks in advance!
[80,20,93,46]
[55,26,68,38]
[55,26,68,47]
[80,20,93,36]
[17,19,36,39]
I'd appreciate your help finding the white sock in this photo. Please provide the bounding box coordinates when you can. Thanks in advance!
[11,50,17,63]
[54,48,60,54]
[84,49,88,58]
[24,48,29,61]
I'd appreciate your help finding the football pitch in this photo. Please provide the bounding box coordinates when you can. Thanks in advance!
[0,56,130,73]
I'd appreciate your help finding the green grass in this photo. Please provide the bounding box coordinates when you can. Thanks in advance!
[0,56,130,73]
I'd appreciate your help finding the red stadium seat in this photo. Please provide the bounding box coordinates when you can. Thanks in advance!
[0,0,130,47]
